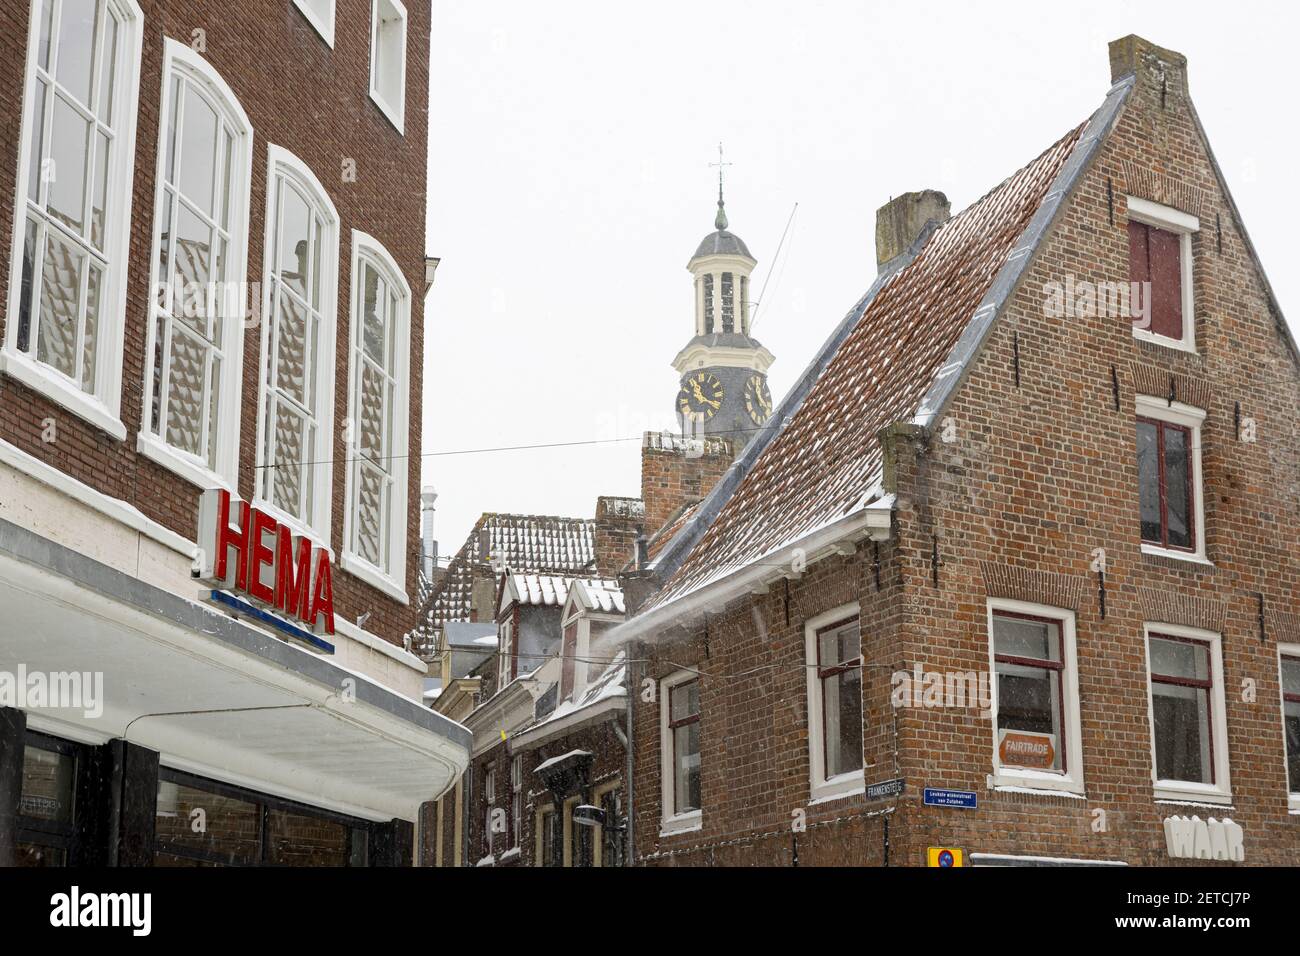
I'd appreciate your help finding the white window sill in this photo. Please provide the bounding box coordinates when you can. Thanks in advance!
[1140,543,1213,567]
[659,811,701,837]
[810,771,865,806]
[292,0,334,46]
[339,551,408,604]
[1132,327,1196,354]
[136,431,232,492]
[988,769,1085,797]
[1290,793,1300,813]
[1154,781,1232,806]
[0,350,126,441]
[369,90,404,135]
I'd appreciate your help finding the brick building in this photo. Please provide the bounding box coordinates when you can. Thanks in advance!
[0,0,468,866]
[607,36,1300,867]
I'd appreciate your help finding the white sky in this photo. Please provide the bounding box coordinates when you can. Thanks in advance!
[422,0,1299,561]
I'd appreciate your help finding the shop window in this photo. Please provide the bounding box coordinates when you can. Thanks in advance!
[987,600,1085,794]
[154,769,370,866]
[509,756,522,850]
[15,735,80,866]
[593,781,623,868]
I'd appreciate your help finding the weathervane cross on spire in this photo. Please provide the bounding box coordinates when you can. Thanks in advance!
[709,141,733,231]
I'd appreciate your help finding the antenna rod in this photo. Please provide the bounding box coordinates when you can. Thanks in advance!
[750,201,798,331]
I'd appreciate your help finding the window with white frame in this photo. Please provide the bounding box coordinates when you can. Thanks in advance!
[140,40,252,488]
[342,232,410,599]
[497,617,514,691]
[292,0,334,46]
[987,600,1085,794]
[1136,394,1206,562]
[804,605,864,801]
[1144,624,1231,803]
[509,756,522,849]
[368,0,407,133]
[482,766,496,857]
[1128,196,1197,352]
[255,146,338,539]
[1279,649,1300,810]
[659,671,701,833]
[3,0,144,440]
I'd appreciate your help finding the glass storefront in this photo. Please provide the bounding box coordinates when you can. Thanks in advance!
[15,733,79,866]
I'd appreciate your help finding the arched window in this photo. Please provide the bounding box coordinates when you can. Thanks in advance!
[254,146,339,540]
[139,39,253,489]
[702,274,714,334]
[341,231,411,600]
[720,272,734,333]
[3,0,145,439]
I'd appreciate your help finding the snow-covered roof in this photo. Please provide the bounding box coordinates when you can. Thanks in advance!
[568,578,625,615]
[534,749,593,775]
[408,513,598,655]
[514,652,627,749]
[643,101,1113,615]
[506,573,573,608]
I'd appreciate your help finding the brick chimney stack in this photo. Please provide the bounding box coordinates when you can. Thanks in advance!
[1109,35,1188,108]
[641,432,733,538]
[875,190,950,273]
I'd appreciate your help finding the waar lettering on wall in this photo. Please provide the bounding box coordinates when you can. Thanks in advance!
[1163,815,1245,862]
[194,489,335,636]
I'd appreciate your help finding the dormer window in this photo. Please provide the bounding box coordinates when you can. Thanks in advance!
[1127,196,1197,352]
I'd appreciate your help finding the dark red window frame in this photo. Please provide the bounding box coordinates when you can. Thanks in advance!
[1282,655,1300,793]
[1149,633,1216,785]
[1128,219,1185,341]
[667,678,700,813]
[992,610,1068,774]
[1138,415,1196,553]
[815,615,863,783]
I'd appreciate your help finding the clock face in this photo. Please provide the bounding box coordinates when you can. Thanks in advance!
[677,371,724,423]
[743,374,773,426]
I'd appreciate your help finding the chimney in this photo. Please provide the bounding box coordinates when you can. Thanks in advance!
[593,496,645,577]
[640,431,733,538]
[420,485,438,579]
[1108,35,1188,107]
[875,190,950,273]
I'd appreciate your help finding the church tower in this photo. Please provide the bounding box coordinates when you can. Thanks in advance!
[673,162,774,456]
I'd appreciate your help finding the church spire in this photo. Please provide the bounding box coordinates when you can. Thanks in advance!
[711,142,731,231]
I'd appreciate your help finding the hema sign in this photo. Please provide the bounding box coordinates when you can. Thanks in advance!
[194,489,336,639]
[1163,815,1245,862]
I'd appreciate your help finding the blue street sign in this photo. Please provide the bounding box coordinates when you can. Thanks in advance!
[923,787,978,809]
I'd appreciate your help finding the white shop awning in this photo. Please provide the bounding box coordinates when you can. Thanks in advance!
[0,518,469,823]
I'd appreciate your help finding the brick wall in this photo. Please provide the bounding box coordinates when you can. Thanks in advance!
[0,0,431,646]
[640,431,732,537]
[629,38,1300,866]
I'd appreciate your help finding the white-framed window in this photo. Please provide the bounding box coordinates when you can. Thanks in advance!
[2,0,145,441]
[253,145,339,543]
[1128,195,1197,353]
[139,39,253,490]
[509,755,522,849]
[1143,623,1232,805]
[340,231,411,601]
[986,599,1086,795]
[291,0,334,46]
[804,603,864,803]
[368,0,407,134]
[659,669,701,835]
[1278,646,1300,812]
[482,765,496,857]
[1136,394,1208,564]
[497,616,514,691]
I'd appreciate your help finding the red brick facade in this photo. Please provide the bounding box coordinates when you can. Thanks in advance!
[0,0,431,643]
[628,38,1300,866]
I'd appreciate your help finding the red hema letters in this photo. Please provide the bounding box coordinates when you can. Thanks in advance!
[195,489,335,636]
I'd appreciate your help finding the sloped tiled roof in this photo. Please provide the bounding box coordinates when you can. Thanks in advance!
[644,119,1097,612]
[507,573,572,608]
[570,578,626,615]
[408,513,597,656]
